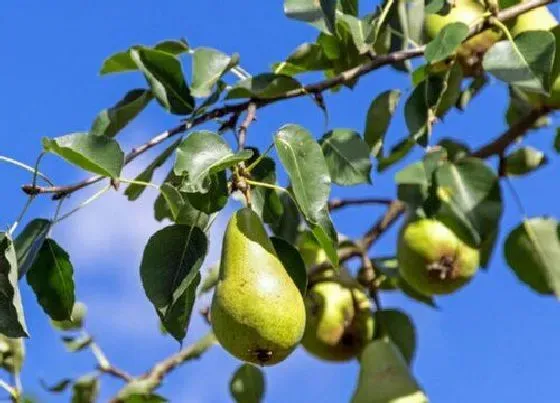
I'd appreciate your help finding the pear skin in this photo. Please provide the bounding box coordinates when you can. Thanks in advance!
[211,208,305,366]
[397,218,480,296]
[302,281,373,361]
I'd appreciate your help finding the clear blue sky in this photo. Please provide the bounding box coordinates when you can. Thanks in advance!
[1,1,560,402]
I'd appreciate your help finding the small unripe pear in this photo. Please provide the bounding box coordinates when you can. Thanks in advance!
[211,208,306,366]
[424,0,502,76]
[397,218,480,296]
[302,281,374,362]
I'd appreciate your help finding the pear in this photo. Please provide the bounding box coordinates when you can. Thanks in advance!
[424,0,502,76]
[397,218,480,296]
[351,340,428,403]
[508,4,560,108]
[302,281,374,362]
[211,208,306,366]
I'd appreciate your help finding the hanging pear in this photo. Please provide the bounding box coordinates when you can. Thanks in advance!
[211,208,306,366]
[351,340,428,403]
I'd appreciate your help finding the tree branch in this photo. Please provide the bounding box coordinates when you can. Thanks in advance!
[237,102,257,151]
[471,106,553,158]
[328,197,394,211]
[21,0,553,200]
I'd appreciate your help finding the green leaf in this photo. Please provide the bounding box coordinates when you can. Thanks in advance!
[437,138,470,162]
[434,158,503,247]
[376,309,416,365]
[226,73,302,99]
[483,31,556,94]
[269,192,301,244]
[140,225,208,340]
[555,127,560,153]
[130,48,194,115]
[14,219,51,279]
[230,364,265,403]
[274,124,331,223]
[309,206,339,267]
[364,90,401,157]
[284,0,333,33]
[41,378,72,393]
[339,0,358,15]
[61,334,92,352]
[320,129,372,186]
[425,22,469,63]
[405,77,444,146]
[249,157,283,224]
[50,302,87,331]
[186,171,229,214]
[157,272,200,342]
[100,39,189,75]
[320,0,337,33]
[191,48,237,98]
[174,131,252,193]
[26,239,75,322]
[271,237,308,296]
[90,89,153,138]
[0,233,28,337]
[351,340,428,403]
[272,43,332,76]
[337,13,370,54]
[504,146,547,176]
[456,75,488,111]
[125,138,181,201]
[71,374,99,403]
[122,394,168,403]
[42,133,124,178]
[504,218,560,297]
[378,138,416,172]
[435,62,464,118]
[159,183,185,221]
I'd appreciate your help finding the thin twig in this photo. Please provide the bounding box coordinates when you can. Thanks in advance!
[0,155,53,185]
[471,106,552,158]
[361,200,406,250]
[237,102,257,152]
[328,197,394,211]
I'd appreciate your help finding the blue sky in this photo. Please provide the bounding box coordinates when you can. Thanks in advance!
[1,1,560,402]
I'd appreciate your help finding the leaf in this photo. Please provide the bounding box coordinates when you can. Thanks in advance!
[377,138,416,172]
[159,183,185,221]
[174,131,252,193]
[504,146,547,176]
[351,340,428,403]
[122,394,168,403]
[249,157,283,224]
[309,206,339,267]
[376,309,416,365]
[90,89,153,138]
[339,0,358,15]
[140,225,208,339]
[405,77,444,146]
[274,124,331,223]
[269,192,301,244]
[42,133,124,178]
[456,74,488,111]
[483,31,556,94]
[158,272,200,342]
[41,378,72,393]
[337,13,370,54]
[434,158,503,247]
[435,62,464,118]
[125,139,181,201]
[424,22,469,63]
[230,364,265,403]
[226,73,302,99]
[14,219,51,279]
[320,129,372,186]
[272,43,332,76]
[71,374,99,403]
[191,48,236,98]
[555,127,560,153]
[61,334,92,352]
[271,237,308,296]
[186,171,229,214]
[320,0,337,33]
[504,218,560,296]
[100,39,189,75]
[130,48,194,115]
[0,233,28,337]
[284,0,333,33]
[364,90,401,157]
[26,239,75,322]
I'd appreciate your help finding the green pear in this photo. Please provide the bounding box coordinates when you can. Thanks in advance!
[509,5,560,108]
[211,208,306,366]
[425,0,502,76]
[351,340,428,403]
[302,281,374,362]
[397,218,480,296]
